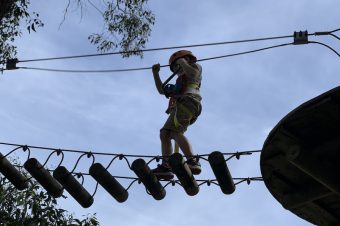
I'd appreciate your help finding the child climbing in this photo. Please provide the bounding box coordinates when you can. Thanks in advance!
[151,50,202,180]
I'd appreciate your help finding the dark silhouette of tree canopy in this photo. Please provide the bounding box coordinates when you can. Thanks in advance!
[0,0,155,67]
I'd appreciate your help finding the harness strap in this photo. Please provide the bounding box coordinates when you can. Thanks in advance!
[184,83,200,95]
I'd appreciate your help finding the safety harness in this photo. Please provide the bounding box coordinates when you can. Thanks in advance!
[163,64,202,129]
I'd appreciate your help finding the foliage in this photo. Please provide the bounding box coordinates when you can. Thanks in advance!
[0,0,43,67]
[88,0,155,57]
[0,162,99,226]
[0,0,155,68]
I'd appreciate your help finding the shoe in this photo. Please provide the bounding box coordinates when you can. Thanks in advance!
[187,158,201,175]
[151,163,174,180]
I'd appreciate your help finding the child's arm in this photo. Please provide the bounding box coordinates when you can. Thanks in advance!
[176,58,199,76]
[152,64,164,95]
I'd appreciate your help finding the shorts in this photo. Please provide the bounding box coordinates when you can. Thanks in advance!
[161,95,202,133]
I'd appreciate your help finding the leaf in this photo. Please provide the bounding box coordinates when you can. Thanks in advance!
[31,23,36,32]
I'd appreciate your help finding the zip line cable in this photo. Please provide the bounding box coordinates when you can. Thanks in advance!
[13,27,340,63]
[16,65,153,73]
[17,34,295,63]
[197,42,293,63]
[0,141,261,159]
[1,28,339,73]
[15,42,294,73]
[13,40,340,73]
[308,41,340,57]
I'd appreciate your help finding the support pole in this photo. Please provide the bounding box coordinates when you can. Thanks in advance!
[208,151,235,194]
[0,153,28,190]
[89,163,128,203]
[131,159,166,200]
[169,153,199,196]
[24,158,64,198]
[53,166,93,208]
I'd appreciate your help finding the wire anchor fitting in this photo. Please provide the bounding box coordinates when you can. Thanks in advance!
[6,59,18,70]
[294,31,308,45]
[314,28,340,40]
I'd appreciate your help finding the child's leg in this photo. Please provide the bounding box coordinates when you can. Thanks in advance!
[152,129,174,180]
[170,131,194,157]
[160,129,173,161]
[170,131,201,175]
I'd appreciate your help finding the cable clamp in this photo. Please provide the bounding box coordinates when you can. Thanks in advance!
[293,31,308,45]
[6,59,18,70]
[314,31,331,36]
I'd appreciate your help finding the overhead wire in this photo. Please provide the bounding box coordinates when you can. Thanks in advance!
[15,39,340,73]
[0,141,261,159]
[14,42,294,73]
[308,41,340,57]
[2,28,339,73]
[14,27,339,63]
[17,33,295,63]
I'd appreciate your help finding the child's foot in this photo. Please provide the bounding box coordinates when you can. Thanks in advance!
[151,163,174,180]
[187,158,201,175]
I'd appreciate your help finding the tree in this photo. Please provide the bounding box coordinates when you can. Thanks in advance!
[0,0,155,68]
[88,0,155,57]
[0,0,43,67]
[0,163,99,226]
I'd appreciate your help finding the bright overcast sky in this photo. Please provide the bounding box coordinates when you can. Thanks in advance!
[1,0,340,225]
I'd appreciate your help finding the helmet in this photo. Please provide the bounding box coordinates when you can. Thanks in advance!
[169,50,197,72]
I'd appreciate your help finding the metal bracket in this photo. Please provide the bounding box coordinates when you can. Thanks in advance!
[294,31,308,45]
[6,59,18,70]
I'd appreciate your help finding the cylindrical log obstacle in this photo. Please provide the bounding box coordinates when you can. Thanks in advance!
[131,158,166,200]
[24,158,64,198]
[89,163,128,203]
[0,153,28,190]
[169,153,199,196]
[208,151,235,194]
[53,166,93,208]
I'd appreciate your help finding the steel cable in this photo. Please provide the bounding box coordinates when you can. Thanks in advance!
[15,43,294,73]
[17,34,295,63]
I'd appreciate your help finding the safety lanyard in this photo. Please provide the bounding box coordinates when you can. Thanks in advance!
[161,68,181,91]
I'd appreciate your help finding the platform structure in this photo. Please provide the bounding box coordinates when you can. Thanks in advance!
[261,86,340,226]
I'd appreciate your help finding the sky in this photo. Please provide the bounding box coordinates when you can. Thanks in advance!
[1,0,340,225]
